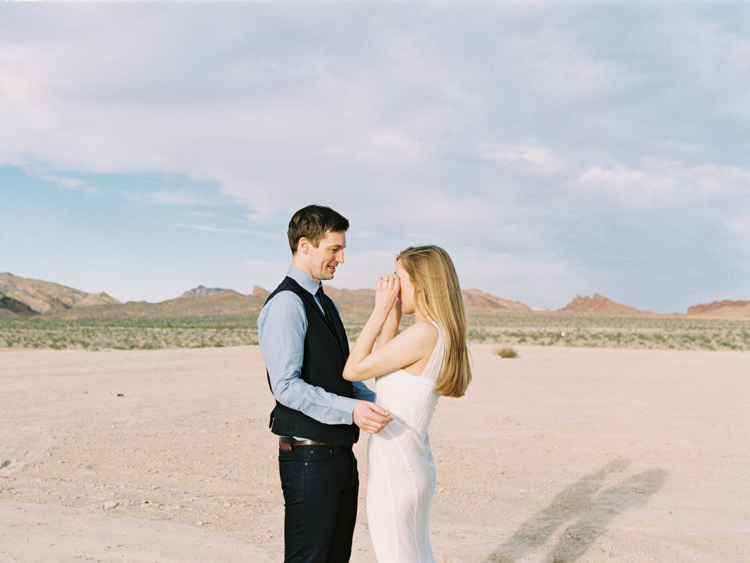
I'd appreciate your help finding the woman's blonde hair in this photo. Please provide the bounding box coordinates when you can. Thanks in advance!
[398,245,471,398]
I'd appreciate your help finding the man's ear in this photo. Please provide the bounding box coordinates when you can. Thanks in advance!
[297,237,310,255]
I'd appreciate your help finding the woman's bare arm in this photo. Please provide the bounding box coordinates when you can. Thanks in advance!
[377,297,402,348]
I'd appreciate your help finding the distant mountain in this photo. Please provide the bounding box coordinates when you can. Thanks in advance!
[0,295,37,318]
[41,283,530,322]
[43,289,266,320]
[687,299,750,319]
[180,286,272,300]
[17,273,748,321]
[252,286,271,299]
[462,288,531,312]
[0,273,120,318]
[180,285,231,298]
[558,293,646,316]
[320,286,532,317]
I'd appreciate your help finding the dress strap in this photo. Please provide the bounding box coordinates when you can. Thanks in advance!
[422,321,446,383]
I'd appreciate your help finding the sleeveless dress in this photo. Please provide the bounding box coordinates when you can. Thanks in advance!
[366,321,446,563]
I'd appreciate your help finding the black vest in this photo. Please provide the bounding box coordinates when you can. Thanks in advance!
[264,276,359,447]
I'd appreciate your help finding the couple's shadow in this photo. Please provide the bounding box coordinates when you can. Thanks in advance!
[483,459,667,563]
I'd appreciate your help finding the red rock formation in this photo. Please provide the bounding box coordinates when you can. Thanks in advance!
[559,293,643,315]
[462,288,531,312]
[687,300,750,318]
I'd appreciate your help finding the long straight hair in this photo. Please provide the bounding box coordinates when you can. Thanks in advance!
[398,245,471,398]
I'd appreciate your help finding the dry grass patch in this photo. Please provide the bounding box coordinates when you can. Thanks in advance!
[493,346,518,358]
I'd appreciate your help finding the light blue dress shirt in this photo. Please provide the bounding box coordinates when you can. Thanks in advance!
[258,265,376,427]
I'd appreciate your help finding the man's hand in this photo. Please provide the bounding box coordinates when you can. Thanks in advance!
[353,401,392,434]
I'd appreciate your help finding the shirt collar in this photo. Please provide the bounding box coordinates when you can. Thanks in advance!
[287,265,322,296]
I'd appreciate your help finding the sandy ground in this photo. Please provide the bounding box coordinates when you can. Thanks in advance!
[1,344,747,563]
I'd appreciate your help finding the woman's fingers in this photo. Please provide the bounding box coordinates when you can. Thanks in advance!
[382,274,400,288]
[375,274,400,311]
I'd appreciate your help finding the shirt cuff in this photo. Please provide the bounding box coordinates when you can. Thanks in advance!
[332,396,358,425]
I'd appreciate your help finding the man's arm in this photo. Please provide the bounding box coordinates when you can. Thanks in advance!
[259,291,362,426]
[352,381,376,403]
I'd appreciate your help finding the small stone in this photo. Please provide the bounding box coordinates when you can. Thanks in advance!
[103,501,119,510]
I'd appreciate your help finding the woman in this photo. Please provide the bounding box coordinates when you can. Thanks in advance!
[343,245,472,563]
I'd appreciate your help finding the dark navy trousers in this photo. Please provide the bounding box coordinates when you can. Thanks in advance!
[278,444,359,563]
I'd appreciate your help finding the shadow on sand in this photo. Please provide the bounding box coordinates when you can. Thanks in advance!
[484,459,667,563]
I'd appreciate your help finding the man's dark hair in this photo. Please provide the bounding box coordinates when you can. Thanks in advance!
[287,205,349,254]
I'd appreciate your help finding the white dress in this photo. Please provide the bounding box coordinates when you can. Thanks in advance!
[367,321,445,563]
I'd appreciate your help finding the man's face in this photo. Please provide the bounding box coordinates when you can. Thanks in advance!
[304,230,346,283]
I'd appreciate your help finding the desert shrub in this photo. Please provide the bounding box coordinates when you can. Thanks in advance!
[493,346,518,358]
[2,312,748,351]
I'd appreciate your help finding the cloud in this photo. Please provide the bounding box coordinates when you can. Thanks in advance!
[452,248,590,309]
[174,224,255,236]
[481,141,567,175]
[122,190,221,207]
[0,5,483,216]
[505,28,628,102]
[726,217,750,246]
[324,127,429,167]
[44,174,100,195]
[576,162,750,209]
[228,258,291,294]
[577,165,680,208]
[2,3,749,311]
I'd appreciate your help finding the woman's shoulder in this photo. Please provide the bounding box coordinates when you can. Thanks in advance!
[403,320,439,344]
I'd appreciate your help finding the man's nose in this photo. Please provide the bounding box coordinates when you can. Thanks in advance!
[337,250,345,263]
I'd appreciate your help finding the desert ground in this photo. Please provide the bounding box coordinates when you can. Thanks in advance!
[1,344,747,563]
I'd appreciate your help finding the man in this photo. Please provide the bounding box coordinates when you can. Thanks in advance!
[258,205,391,563]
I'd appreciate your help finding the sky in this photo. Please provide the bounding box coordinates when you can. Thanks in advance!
[1,2,749,313]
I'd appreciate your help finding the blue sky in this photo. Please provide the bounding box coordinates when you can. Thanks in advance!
[1,2,748,313]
